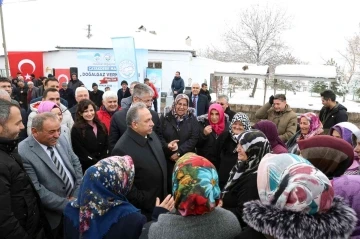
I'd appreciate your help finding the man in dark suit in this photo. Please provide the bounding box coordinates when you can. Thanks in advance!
[18,113,83,238]
[188,83,209,116]
[112,102,169,221]
[109,83,161,151]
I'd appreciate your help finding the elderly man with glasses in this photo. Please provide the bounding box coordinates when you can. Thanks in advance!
[216,95,235,121]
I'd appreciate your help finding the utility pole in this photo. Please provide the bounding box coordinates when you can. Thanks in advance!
[86,24,92,39]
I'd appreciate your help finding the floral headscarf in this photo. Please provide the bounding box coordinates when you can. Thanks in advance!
[208,103,225,136]
[172,152,221,216]
[64,156,138,239]
[299,112,323,140]
[229,112,251,143]
[171,94,192,121]
[222,130,271,196]
[257,153,334,214]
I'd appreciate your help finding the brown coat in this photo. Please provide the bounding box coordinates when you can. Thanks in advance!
[255,103,297,142]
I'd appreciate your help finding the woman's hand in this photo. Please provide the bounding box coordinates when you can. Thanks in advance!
[156,194,175,211]
[204,125,212,136]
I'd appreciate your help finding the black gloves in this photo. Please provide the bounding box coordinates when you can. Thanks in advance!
[269,95,274,105]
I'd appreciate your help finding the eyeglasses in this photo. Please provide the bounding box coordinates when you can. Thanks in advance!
[137,97,153,104]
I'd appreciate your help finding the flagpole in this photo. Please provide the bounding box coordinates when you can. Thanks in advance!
[0,3,9,78]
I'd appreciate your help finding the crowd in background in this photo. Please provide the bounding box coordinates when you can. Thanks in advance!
[0,70,359,239]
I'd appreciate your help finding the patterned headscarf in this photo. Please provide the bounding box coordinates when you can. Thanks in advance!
[208,103,225,136]
[222,130,271,195]
[171,94,192,121]
[65,156,138,238]
[299,112,324,140]
[229,112,251,143]
[298,135,354,179]
[253,120,287,150]
[257,153,334,214]
[172,152,221,216]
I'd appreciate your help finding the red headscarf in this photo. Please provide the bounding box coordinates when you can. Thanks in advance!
[208,103,225,136]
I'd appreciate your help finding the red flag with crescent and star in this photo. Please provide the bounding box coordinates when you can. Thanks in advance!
[54,69,71,85]
[8,51,44,81]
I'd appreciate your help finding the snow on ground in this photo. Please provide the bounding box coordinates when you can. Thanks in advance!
[224,89,360,113]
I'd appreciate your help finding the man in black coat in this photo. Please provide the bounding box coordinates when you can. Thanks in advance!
[319,90,348,132]
[188,83,209,116]
[117,80,131,104]
[109,83,161,151]
[0,99,52,238]
[112,102,168,221]
[171,71,184,99]
[200,83,211,102]
[59,82,76,108]
[89,83,104,107]
[217,94,236,122]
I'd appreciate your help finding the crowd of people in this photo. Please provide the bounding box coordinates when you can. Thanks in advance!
[0,71,359,239]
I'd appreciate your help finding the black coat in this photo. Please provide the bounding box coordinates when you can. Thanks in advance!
[319,102,348,130]
[59,88,76,108]
[199,89,211,102]
[225,107,236,122]
[187,93,209,116]
[109,108,161,152]
[0,138,52,239]
[112,128,167,221]
[215,131,238,190]
[160,112,199,192]
[71,123,109,173]
[117,88,131,105]
[90,90,104,108]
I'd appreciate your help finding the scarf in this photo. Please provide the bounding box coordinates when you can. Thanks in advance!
[171,94,191,122]
[37,101,60,113]
[298,112,324,140]
[253,120,287,150]
[64,156,139,239]
[208,103,225,136]
[298,135,354,179]
[222,130,271,196]
[257,153,334,214]
[172,152,221,216]
[229,112,251,143]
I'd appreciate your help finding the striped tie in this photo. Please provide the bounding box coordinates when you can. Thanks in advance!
[47,146,72,197]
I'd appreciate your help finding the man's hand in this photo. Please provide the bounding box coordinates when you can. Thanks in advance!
[174,91,178,94]
[203,125,212,136]
[168,140,179,151]
[155,194,175,211]
[217,199,223,208]
[170,153,179,162]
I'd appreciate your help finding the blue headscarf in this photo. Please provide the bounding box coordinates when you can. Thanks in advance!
[63,156,139,239]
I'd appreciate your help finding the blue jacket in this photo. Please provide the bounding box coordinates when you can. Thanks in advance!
[171,77,185,93]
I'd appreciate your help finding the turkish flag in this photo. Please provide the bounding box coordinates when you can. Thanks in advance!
[55,69,71,85]
[8,51,44,81]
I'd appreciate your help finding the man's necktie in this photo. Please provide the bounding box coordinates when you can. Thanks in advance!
[47,146,72,197]
[193,96,197,108]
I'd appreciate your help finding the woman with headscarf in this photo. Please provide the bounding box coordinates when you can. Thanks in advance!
[298,135,360,238]
[160,94,200,193]
[196,103,228,165]
[148,153,241,239]
[64,156,174,239]
[220,130,271,227]
[235,153,357,239]
[36,100,71,143]
[330,122,360,175]
[286,112,323,154]
[253,120,287,154]
[215,112,251,190]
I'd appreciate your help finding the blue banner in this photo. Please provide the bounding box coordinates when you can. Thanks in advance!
[136,49,148,81]
[111,37,138,87]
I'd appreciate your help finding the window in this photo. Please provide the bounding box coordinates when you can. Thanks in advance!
[148,62,162,69]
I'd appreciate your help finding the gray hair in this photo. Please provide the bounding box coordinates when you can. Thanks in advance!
[32,112,59,131]
[102,91,117,100]
[75,86,88,96]
[27,81,34,85]
[191,82,200,87]
[217,94,229,103]
[0,99,18,126]
[126,102,147,126]
[130,81,139,88]
[132,83,153,99]
[0,89,10,101]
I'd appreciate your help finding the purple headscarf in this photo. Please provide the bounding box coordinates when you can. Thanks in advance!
[37,101,60,113]
[253,120,287,150]
[329,125,354,146]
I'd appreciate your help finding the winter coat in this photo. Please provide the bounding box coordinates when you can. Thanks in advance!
[225,107,236,122]
[89,90,104,108]
[255,102,297,142]
[199,89,211,102]
[59,88,76,109]
[27,101,74,136]
[71,123,109,173]
[160,110,199,192]
[319,102,348,131]
[236,197,357,239]
[97,106,121,133]
[0,138,52,239]
[171,77,185,93]
[117,87,131,105]
[68,79,84,92]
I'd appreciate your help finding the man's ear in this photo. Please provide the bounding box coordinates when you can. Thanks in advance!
[31,128,37,136]
[131,121,137,129]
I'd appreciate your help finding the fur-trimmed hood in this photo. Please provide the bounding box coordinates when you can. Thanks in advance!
[242,197,357,239]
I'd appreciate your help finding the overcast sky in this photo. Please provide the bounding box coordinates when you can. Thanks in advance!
[2,0,360,65]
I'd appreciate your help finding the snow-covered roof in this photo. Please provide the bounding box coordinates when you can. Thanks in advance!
[214,62,269,79]
[274,64,337,81]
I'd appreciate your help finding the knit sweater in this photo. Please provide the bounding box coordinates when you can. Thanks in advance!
[148,207,241,239]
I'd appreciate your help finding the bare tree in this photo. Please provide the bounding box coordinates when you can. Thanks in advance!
[223,4,291,97]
